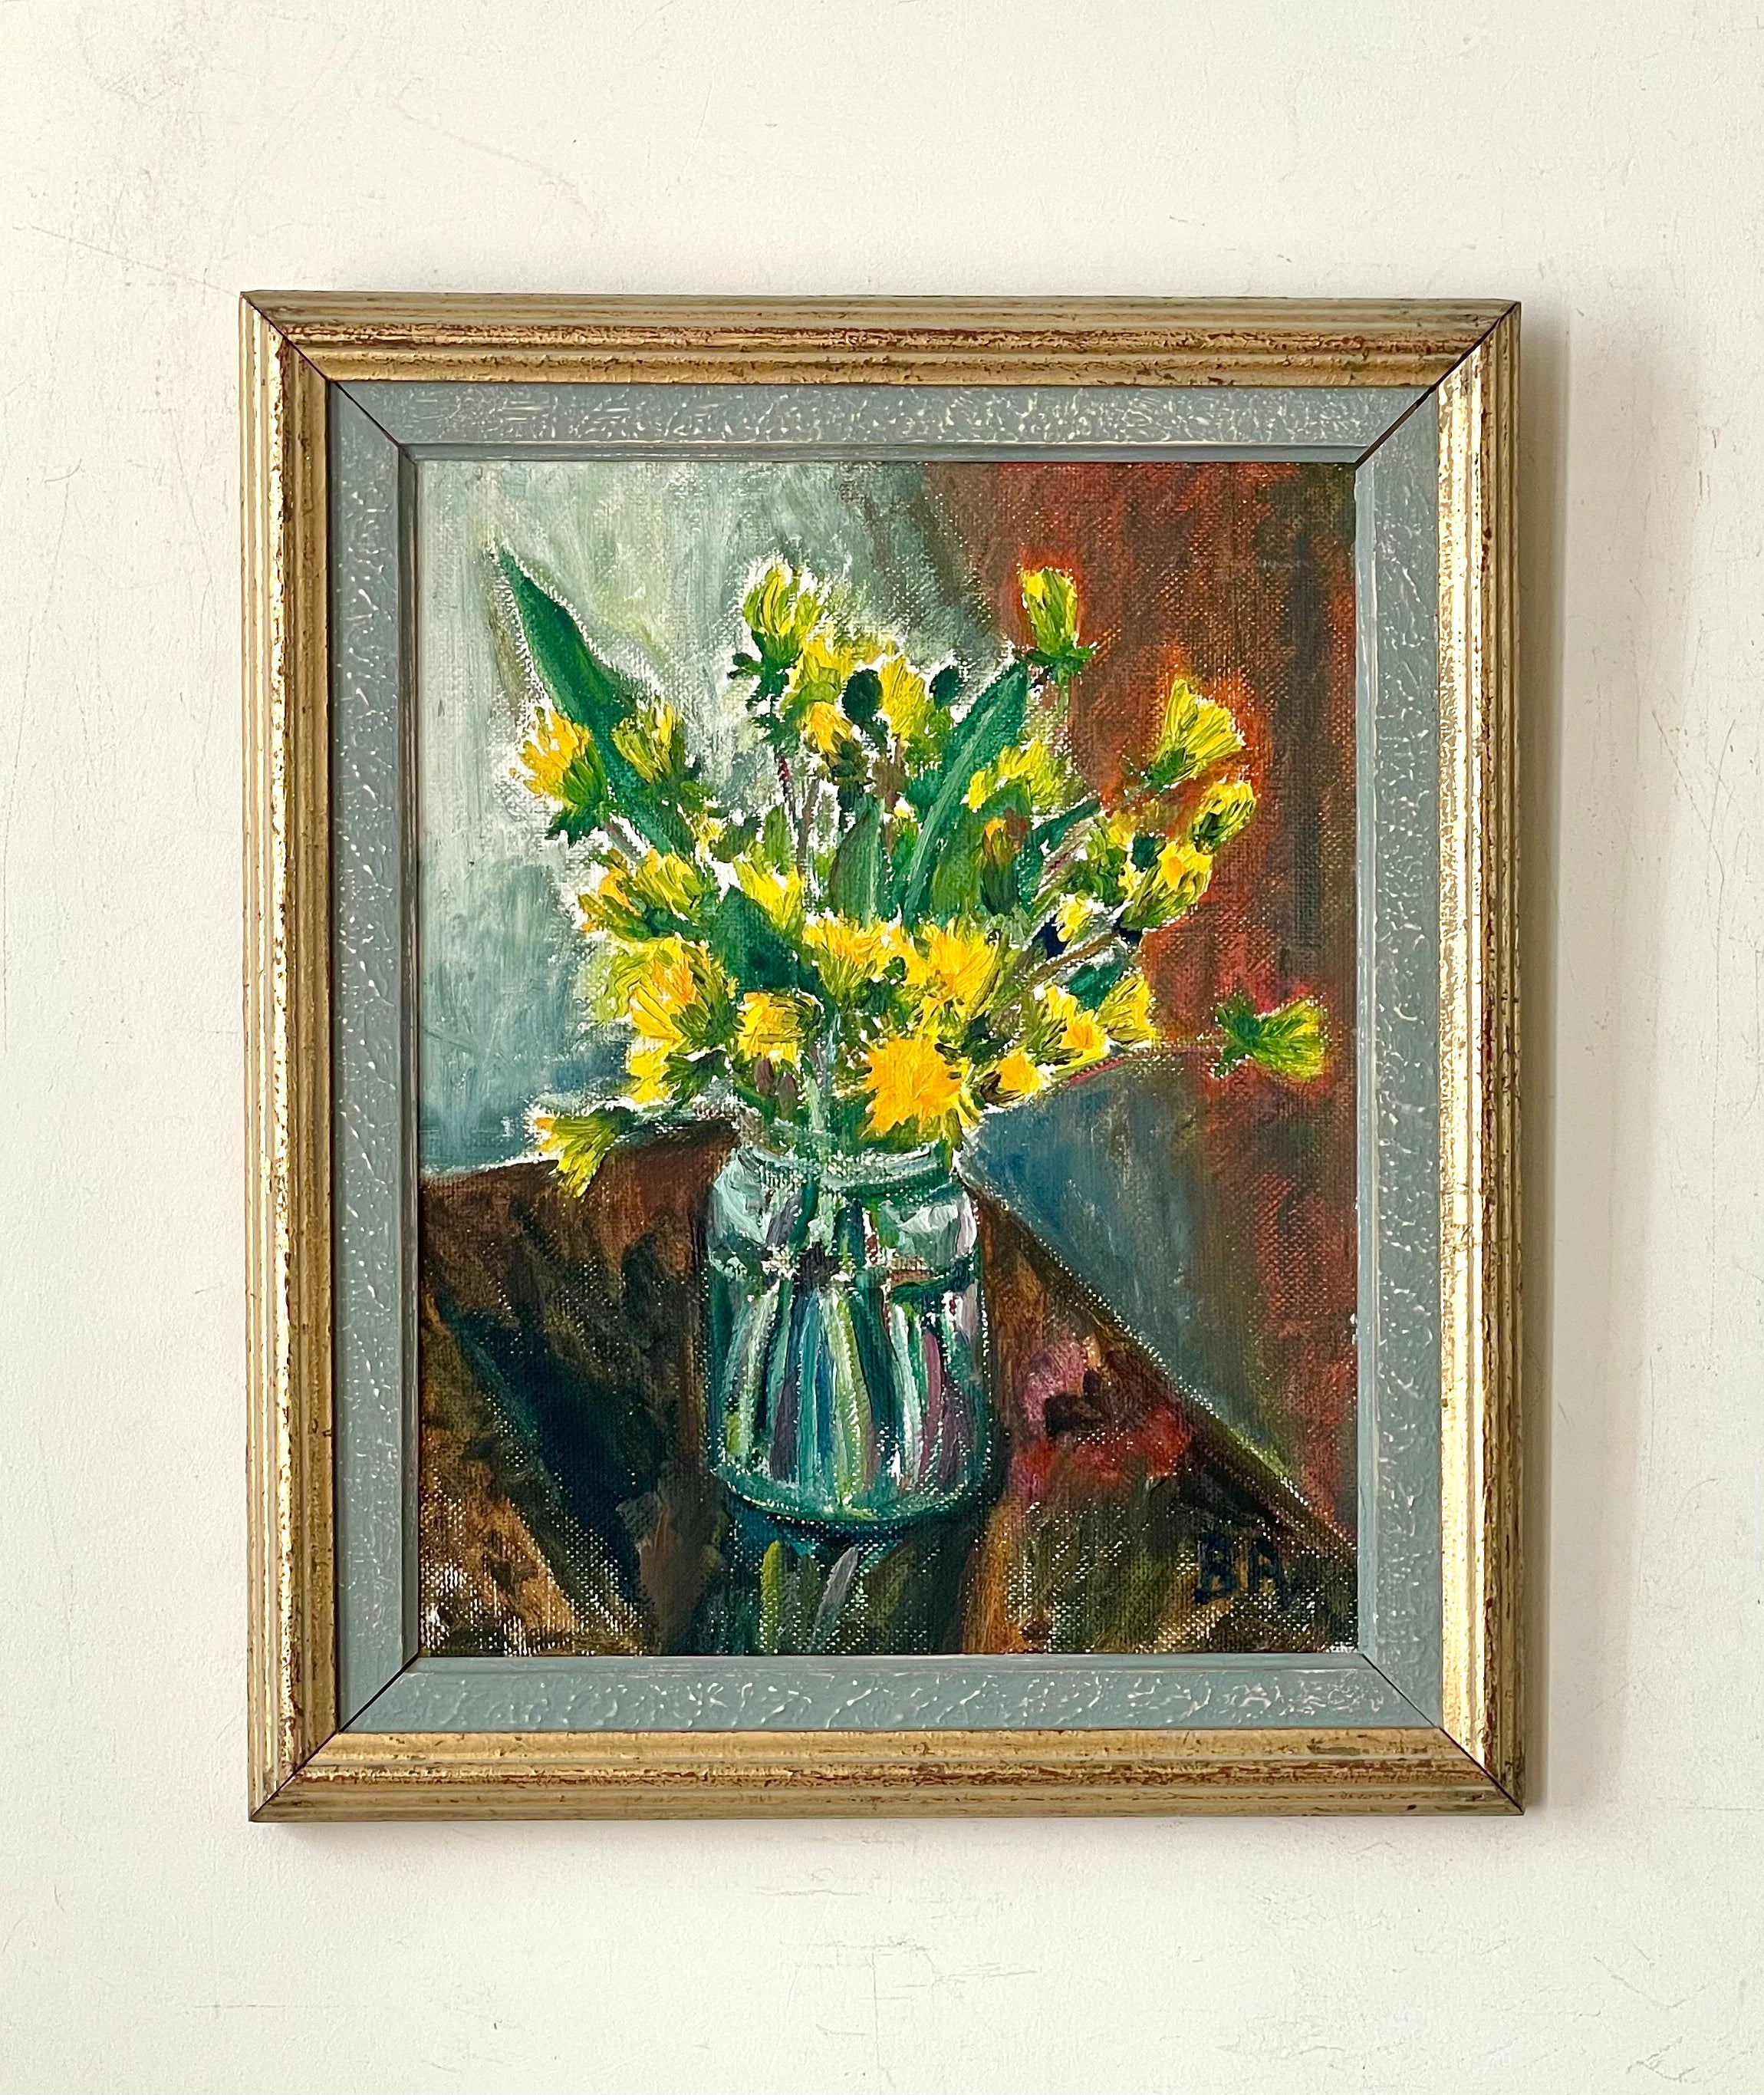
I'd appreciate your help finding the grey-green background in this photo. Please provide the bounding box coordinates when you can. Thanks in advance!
[416,457,997,1172]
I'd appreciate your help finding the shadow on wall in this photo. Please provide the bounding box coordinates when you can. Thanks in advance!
[1525,309,1703,1812]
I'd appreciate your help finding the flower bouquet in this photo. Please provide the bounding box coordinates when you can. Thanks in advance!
[501,551,1325,1533]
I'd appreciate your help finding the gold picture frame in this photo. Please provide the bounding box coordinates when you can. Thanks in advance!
[242,295,1519,1818]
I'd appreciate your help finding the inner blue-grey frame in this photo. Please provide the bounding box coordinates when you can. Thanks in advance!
[329,381,1441,1734]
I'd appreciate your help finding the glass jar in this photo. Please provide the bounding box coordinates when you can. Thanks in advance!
[706,1141,989,1533]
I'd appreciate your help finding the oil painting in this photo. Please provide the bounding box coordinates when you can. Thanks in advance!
[416,456,1358,1662]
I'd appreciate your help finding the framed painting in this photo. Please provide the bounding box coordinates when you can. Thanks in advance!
[242,296,1519,1817]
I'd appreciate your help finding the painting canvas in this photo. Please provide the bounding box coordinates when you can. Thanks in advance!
[415,455,1358,1663]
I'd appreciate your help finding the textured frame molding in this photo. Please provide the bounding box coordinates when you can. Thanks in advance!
[242,295,1519,1819]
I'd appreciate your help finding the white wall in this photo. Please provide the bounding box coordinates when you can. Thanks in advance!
[2,5,1759,2090]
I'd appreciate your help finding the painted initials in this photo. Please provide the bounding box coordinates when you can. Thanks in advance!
[1195,1531,1289,1606]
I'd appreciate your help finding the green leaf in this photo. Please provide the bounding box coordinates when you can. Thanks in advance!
[1065,958,1129,1009]
[899,660,1029,924]
[759,803,795,872]
[1213,991,1329,1082]
[923,805,988,923]
[1031,799,1098,858]
[499,552,693,857]
[826,802,884,920]
[709,888,808,997]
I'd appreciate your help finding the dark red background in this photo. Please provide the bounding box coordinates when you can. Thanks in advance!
[926,461,1359,1532]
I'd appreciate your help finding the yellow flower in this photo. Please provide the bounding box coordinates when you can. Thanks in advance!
[734,857,805,934]
[1215,990,1329,1082]
[1122,837,1213,932]
[1020,567,1081,652]
[1042,985,1109,1068]
[1156,836,1213,911]
[993,1050,1045,1102]
[579,852,706,938]
[743,563,824,661]
[1020,568,1098,684]
[1190,776,1257,854]
[803,700,855,759]
[621,939,699,1045]
[516,707,592,801]
[877,653,935,749]
[531,1106,629,1194]
[791,631,861,716]
[802,915,893,1001]
[610,702,682,785]
[1148,676,1244,788]
[1063,1010,1109,1066]
[1038,984,1106,1072]
[686,807,726,855]
[625,1040,675,1107]
[862,1034,976,1142]
[612,936,730,1050]
[900,924,1001,1021]
[1055,894,1094,944]
[736,992,805,1068]
[965,738,1069,815]
[578,864,635,936]
[627,849,706,919]
[1098,970,1160,1047]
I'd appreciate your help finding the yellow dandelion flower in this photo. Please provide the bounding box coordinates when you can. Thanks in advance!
[790,631,860,715]
[801,916,893,1002]
[743,563,824,660]
[627,850,705,920]
[1122,837,1213,932]
[578,865,635,936]
[625,1040,675,1107]
[862,1034,975,1142]
[1148,676,1244,788]
[1156,836,1213,911]
[624,940,699,1045]
[1098,970,1160,1047]
[1062,1009,1109,1066]
[877,653,934,749]
[734,858,805,934]
[803,700,854,758]
[993,1050,1046,1102]
[1042,985,1110,1069]
[1055,894,1094,944]
[531,1107,629,1194]
[1215,990,1329,1082]
[516,707,592,801]
[1020,567,1081,653]
[736,992,805,1068]
[965,738,1069,814]
[610,702,681,786]
[1190,776,1257,854]
[900,924,1000,1021]
[686,807,726,855]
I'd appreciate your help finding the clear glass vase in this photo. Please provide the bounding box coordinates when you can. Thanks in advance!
[706,1141,989,1533]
